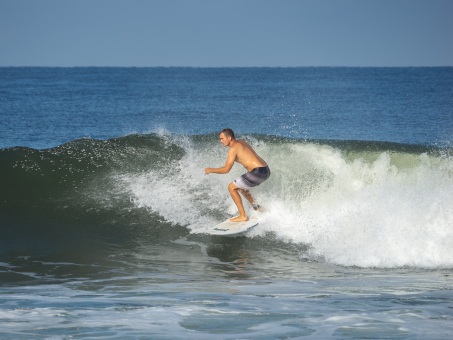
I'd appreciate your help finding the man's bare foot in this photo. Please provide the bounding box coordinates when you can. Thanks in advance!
[230,215,248,222]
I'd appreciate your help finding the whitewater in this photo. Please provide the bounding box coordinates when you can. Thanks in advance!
[114,133,453,268]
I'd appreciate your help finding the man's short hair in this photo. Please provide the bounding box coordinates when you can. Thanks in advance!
[220,128,235,139]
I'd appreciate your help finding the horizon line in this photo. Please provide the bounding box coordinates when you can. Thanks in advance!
[1,65,452,68]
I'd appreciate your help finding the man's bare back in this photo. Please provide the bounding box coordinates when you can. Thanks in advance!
[230,139,268,172]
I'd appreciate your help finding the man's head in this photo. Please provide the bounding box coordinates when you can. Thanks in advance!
[219,128,235,147]
[220,128,235,139]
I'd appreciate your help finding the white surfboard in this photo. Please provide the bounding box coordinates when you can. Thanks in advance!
[206,217,259,237]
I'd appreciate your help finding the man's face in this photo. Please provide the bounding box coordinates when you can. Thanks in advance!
[219,132,231,147]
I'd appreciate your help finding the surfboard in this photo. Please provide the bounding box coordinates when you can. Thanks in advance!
[206,217,259,237]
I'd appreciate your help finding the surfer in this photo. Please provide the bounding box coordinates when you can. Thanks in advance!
[205,128,270,222]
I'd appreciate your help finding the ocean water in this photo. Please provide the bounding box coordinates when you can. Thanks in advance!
[0,67,452,338]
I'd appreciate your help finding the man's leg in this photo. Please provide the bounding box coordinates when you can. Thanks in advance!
[239,189,255,205]
[239,189,263,212]
[228,182,248,222]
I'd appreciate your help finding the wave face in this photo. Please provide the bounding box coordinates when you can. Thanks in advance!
[1,132,452,268]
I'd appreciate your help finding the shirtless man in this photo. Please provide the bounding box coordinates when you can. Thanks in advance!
[205,128,270,222]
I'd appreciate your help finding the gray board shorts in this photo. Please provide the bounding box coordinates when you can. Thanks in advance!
[233,166,271,190]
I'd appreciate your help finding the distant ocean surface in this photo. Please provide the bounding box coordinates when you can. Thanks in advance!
[1,67,452,338]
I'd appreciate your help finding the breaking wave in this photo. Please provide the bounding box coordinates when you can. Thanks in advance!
[1,132,452,268]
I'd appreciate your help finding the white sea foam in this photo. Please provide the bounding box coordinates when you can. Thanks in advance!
[123,135,453,268]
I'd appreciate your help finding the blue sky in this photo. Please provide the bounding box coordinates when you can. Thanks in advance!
[1,0,452,67]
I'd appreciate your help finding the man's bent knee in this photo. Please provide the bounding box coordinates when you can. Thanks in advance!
[228,182,238,192]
